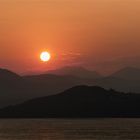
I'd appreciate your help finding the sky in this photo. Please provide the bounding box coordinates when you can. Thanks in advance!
[0,0,140,75]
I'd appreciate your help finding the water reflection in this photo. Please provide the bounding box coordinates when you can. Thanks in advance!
[0,119,140,140]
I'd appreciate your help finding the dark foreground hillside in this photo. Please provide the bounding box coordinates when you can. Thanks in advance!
[1,86,140,118]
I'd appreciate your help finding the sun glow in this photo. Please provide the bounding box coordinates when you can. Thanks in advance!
[40,51,51,62]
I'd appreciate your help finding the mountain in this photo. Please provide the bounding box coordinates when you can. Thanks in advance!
[1,66,140,109]
[0,68,23,87]
[23,74,90,96]
[0,69,30,107]
[1,85,140,118]
[94,77,136,92]
[93,67,140,93]
[0,68,96,108]
[111,67,140,81]
[46,66,102,79]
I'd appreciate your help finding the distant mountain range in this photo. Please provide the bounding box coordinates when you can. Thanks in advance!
[46,66,102,79]
[95,67,140,93]
[0,68,23,86]
[111,67,140,81]
[0,66,140,108]
[0,67,96,107]
[1,85,140,118]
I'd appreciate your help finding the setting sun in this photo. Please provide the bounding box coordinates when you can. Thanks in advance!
[40,51,51,62]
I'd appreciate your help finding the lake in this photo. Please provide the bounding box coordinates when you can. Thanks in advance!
[0,119,140,140]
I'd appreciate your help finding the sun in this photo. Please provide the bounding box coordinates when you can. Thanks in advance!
[40,51,51,62]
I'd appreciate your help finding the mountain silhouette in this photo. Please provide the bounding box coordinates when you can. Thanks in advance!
[0,68,95,107]
[94,67,140,93]
[23,74,89,96]
[0,69,30,107]
[111,67,140,81]
[1,67,140,108]
[1,85,140,118]
[46,66,102,79]
[0,68,23,87]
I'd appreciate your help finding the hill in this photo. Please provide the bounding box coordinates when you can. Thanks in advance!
[1,86,140,118]
[0,68,23,87]
[94,67,140,93]
[0,68,95,107]
[23,74,91,97]
[1,67,140,108]
[111,67,140,81]
[46,66,102,79]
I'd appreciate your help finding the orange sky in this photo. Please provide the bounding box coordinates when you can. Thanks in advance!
[0,0,140,75]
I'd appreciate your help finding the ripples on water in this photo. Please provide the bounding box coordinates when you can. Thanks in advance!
[0,119,140,140]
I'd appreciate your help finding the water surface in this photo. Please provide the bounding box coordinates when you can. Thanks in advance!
[0,119,140,140]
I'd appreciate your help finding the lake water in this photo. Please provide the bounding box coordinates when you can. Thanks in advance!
[0,119,140,140]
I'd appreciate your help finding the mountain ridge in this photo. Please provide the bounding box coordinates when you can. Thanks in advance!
[110,67,140,81]
[1,85,140,118]
[1,66,140,108]
[45,66,102,79]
